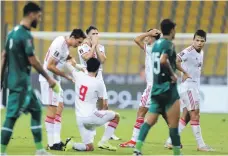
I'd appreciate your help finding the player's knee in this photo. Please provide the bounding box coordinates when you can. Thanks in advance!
[47,105,57,118]
[57,103,64,114]
[114,112,120,122]
[190,110,200,120]
[138,107,148,117]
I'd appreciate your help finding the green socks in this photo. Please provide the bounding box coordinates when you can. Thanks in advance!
[135,122,152,151]
[169,128,181,155]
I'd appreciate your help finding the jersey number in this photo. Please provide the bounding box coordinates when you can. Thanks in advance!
[79,85,88,101]
[152,52,160,74]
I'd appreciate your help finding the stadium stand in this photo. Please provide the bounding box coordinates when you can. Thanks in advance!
[2,1,227,75]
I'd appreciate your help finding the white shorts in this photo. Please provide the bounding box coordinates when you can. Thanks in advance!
[179,82,200,111]
[139,84,152,108]
[76,110,115,144]
[40,81,63,106]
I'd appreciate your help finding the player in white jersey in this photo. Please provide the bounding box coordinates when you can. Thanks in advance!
[64,58,120,151]
[39,29,86,150]
[165,30,214,151]
[120,29,163,148]
[77,25,120,140]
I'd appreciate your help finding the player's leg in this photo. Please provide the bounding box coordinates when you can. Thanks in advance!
[98,110,120,150]
[1,90,19,154]
[133,97,160,155]
[165,98,182,155]
[187,88,214,151]
[53,90,64,146]
[120,85,151,147]
[70,117,95,151]
[101,81,120,140]
[29,91,50,155]
[165,107,190,148]
[41,81,59,150]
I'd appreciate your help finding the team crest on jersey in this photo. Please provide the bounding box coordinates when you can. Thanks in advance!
[54,51,59,57]
[27,39,32,47]
[79,49,84,54]
[179,51,185,57]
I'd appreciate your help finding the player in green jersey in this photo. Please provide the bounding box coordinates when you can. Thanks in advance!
[133,19,182,156]
[1,2,60,155]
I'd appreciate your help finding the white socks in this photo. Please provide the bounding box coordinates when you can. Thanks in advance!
[54,114,62,144]
[45,116,55,147]
[101,121,118,143]
[166,118,187,144]
[131,117,144,142]
[73,143,87,151]
[190,120,206,147]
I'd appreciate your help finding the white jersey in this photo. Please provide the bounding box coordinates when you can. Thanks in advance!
[144,44,153,84]
[72,71,104,117]
[177,46,204,87]
[39,36,69,82]
[77,43,105,72]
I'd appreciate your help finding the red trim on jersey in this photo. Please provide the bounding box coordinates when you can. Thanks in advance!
[187,46,194,52]
[177,54,182,61]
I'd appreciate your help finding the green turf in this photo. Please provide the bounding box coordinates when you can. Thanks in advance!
[1,108,228,155]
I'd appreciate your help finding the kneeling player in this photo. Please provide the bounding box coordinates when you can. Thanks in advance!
[65,58,120,151]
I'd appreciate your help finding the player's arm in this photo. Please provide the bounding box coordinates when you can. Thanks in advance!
[80,39,97,61]
[134,29,161,50]
[1,50,6,88]
[160,49,177,83]
[97,98,104,110]
[97,81,105,110]
[176,51,191,81]
[95,44,106,64]
[47,57,73,82]
[23,37,58,89]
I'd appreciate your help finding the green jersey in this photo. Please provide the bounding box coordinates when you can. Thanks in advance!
[151,38,177,95]
[4,25,35,91]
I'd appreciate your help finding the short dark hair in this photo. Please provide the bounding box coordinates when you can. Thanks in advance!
[194,29,207,41]
[147,28,160,40]
[86,26,98,34]
[160,19,176,35]
[70,29,86,39]
[86,58,100,72]
[23,2,41,17]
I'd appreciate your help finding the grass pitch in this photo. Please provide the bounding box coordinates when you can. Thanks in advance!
[1,108,228,155]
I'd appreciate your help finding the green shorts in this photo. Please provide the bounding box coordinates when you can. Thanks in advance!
[149,84,180,114]
[6,87,42,118]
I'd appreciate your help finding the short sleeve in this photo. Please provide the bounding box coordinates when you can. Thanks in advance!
[49,37,67,61]
[161,42,172,57]
[24,36,34,57]
[177,50,188,61]
[78,43,90,56]
[51,50,61,61]
[72,70,81,81]
[97,81,104,98]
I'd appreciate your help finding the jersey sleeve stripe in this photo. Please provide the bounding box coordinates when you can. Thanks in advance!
[177,54,182,61]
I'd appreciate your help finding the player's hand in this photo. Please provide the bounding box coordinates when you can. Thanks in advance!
[182,72,191,82]
[171,74,178,83]
[48,78,61,93]
[66,76,75,83]
[67,58,76,67]
[91,36,98,46]
[148,29,161,37]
